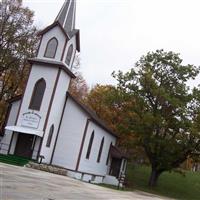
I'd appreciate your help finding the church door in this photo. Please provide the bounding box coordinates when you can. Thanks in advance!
[15,133,34,158]
[109,158,122,178]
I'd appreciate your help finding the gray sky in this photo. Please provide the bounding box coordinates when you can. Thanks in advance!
[23,0,200,88]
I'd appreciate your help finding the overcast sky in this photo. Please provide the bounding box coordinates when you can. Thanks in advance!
[23,0,200,88]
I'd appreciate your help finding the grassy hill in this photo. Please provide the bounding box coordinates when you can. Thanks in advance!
[126,165,200,200]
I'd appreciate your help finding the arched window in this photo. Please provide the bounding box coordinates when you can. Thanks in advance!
[97,137,104,163]
[44,37,58,58]
[86,131,94,159]
[106,142,112,165]
[65,44,73,65]
[29,78,46,110]
[46,124,54,147]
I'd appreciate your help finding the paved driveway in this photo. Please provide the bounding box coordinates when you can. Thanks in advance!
[0,163,170,200]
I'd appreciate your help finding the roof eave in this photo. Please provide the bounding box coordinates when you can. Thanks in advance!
[7,95,22,103]
[37,21,70,40]
[37,21,80,52]
[28,58,76,79]
[66,92,118,138]
[90,118,119,138]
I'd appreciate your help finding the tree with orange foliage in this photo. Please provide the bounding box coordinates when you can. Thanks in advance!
[69,55,89,101]
[85,84,138,151]
[0,0,38,132]
[69,73,89,101]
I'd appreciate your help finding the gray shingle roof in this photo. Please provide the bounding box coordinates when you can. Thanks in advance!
[55,0,75,33]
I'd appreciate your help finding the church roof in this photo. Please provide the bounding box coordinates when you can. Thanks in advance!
[66,92,119,138]
[55,0,76,33]
[110,145,128,159]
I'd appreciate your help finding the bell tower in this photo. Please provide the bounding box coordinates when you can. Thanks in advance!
[33,0,80,69]
[12,0,80,162]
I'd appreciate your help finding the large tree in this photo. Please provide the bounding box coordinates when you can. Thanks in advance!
[0,0,37,130]
[113,49,200,186]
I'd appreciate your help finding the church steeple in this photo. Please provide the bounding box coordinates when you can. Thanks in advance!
[55,0,76,33]
[34,0,80,69]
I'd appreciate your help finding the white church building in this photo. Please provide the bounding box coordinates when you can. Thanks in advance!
[0,0,127,185]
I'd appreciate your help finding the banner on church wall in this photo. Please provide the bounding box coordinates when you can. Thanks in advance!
[21,112,41,129]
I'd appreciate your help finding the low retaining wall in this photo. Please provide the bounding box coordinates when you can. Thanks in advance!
[26,162,68,176]
[26,162,118,186]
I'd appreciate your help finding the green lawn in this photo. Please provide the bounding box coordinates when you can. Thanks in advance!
[0,154,31,166]
[126,164,200,200]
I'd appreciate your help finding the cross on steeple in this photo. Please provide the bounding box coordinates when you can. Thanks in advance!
[55,0,76,33]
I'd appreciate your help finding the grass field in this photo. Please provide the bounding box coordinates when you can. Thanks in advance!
[126,164,200,200]
[0,154,31,166]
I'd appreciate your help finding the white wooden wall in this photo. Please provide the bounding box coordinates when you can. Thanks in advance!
[79,121,116,176]
[52,98,88,169]
[40,70,70,163]
[16,65,58,131]
[52,96,117,177]
[37,26,66,61]
[0,100,20,154]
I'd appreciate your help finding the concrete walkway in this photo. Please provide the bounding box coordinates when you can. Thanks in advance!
[0,163,171,200]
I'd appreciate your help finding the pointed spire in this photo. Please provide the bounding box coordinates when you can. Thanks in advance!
[55,0,76,33]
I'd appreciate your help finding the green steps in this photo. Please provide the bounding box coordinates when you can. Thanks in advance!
[0,154,30,166]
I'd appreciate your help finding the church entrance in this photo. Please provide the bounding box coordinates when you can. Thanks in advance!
[109,158,122,178]
[15,133,34,159]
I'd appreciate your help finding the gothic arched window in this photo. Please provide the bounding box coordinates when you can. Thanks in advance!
[106,142,112,165]
[65,44,73,65]
[46,124,54,147]
[44,37,58,58]
[86,131,94,159]
[29,78,46,111]
[97,137,104,163]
